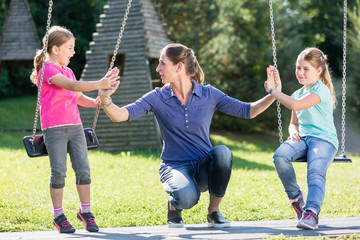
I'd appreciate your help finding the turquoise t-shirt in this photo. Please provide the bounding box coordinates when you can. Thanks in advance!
[291,81,339,150]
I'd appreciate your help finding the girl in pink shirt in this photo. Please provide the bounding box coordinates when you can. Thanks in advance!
[30,26,119,233]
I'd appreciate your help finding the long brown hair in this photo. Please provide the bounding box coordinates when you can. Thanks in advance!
[30,26,74,84]
[162,43,205,84]
[297,47,336,106]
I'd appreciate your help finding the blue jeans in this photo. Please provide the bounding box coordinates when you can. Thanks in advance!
[273,136,337,214]
[159,145,233,210]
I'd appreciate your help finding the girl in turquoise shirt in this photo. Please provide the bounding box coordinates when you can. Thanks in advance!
[265,48,338,230]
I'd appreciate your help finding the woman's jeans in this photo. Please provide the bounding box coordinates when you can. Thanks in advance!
[159,145,233,210]
[273,136,337,214]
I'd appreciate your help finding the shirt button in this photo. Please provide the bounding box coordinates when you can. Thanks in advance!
[185,114,188,116]
[186,126,189,128]
[185,108,187,110]
[186,120,188,123]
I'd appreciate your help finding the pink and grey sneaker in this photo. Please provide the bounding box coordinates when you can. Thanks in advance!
[296,209,319,230]
[77,210,99,232]
[290,191,305,220]
[53,214,75,233]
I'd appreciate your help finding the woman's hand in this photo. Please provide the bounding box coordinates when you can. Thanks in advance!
[99,81,120,103]
[99,67,120,90]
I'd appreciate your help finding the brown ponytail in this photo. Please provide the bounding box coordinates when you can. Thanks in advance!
[30,49,46,84]
[163,43,205,84]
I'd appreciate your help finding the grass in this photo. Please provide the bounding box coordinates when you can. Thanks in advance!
[0,96,359,236]
[0,96,39,129]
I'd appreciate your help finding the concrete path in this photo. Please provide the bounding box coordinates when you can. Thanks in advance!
[1,217,359,240]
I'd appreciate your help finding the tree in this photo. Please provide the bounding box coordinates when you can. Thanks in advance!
[0,0,106,98]
[348,1,360,114]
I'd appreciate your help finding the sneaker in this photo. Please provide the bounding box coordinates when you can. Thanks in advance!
[207,211,230,228]
[53,214,75,233]
[77,210,99,232]
[167,201,184,228]
[290,191,305,220]
[296,209,319,230]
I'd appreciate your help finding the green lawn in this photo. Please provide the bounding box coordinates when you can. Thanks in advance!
[0,96,359,234]
[0,130,359,232]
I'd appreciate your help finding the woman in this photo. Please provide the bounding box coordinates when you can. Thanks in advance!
[100,43,277,228]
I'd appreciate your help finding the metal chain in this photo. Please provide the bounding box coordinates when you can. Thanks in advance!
[340,0,347,156]
[269,0,283,143]
[92,0,133,133]
[31,0,53,145]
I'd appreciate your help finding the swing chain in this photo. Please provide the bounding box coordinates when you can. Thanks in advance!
[269,0,283,143]
[340,0,347,156]
[92,0,133,133]
[31,0,53,145]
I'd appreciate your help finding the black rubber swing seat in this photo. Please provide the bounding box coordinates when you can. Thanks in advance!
[295,155,352,163]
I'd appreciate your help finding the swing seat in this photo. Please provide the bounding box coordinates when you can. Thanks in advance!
[23,128,99,158]
[295,155,352,163]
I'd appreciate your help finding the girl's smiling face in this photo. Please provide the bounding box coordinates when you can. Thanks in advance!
[53,37,76,67]
[295,59,322,88]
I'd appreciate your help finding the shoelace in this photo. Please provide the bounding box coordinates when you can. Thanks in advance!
[61,220,72,228]
[304,212,313,220]
[88,217,96,226]
[291,201,303,214]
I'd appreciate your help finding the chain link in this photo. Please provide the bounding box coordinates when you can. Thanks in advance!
[340,0,347,156]
[269,0,283,143]
[31,0,53,146]
[92,0,133,133]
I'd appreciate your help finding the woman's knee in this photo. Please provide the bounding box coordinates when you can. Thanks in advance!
[171,188,200,210]
[211,145,233,166]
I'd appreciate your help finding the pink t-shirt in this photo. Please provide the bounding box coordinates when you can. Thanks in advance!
[38,61,82,130]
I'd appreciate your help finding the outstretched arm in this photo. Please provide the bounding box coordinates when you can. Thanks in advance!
[265,65,320,111]
[51,67,120,92]
[99,82,130,122]
[249,94,276,118]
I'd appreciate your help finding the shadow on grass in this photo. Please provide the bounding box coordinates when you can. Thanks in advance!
[232,155,275,171]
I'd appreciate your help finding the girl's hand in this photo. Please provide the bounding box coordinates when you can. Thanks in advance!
[265,65,282,93]
[94,96,101,107]
[288,132,302,141]
[99,67,120,89]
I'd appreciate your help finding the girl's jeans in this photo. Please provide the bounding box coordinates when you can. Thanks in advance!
[159,145,233,210]
[44,125,91,189]
[273,136,337,214]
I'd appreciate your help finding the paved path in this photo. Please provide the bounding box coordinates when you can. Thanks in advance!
[1,217,359,240]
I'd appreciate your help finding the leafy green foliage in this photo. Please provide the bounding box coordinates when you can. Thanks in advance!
[0,0,106,98]
[347,0,360,115]
[1,0,359,132]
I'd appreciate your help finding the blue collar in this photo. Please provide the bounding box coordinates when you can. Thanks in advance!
[161,80,202,100]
